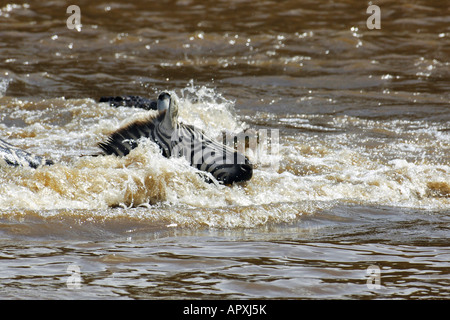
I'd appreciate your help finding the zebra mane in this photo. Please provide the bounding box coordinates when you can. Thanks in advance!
[98,110,167,157]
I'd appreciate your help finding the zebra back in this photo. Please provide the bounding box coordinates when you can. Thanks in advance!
[98,111,168,157]
[0,138,53,169]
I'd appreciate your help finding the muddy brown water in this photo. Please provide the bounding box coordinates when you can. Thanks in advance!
[0,0,449,299]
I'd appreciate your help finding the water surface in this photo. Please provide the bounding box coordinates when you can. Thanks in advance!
[0,0,449,299]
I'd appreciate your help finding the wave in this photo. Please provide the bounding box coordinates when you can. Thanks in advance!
[0,83,448,228]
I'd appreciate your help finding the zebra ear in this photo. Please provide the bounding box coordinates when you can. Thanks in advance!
[160,95,178,131]
[156,93,170,112]
[169,96,179,126]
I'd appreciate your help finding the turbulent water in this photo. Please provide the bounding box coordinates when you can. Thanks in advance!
[0,0,449,299]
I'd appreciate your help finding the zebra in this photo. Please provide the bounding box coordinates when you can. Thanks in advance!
[98,92,253,184]
[99,95,157,110]
[0,92,253,184]
[0,96,159,169]
[0,138,53,169]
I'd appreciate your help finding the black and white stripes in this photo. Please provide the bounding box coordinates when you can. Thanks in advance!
[0,138,53,169]
[99,92,253,184]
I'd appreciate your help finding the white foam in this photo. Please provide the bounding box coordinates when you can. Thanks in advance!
[0,78,10,97]
[0,85,448,227]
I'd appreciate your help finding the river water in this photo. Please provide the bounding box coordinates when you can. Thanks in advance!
[0,0,449,299]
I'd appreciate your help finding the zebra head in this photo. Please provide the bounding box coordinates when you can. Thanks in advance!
[155,92,253,185]
[99,91,253,185]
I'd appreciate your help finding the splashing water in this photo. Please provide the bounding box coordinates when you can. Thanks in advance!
[0,82,448,229]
